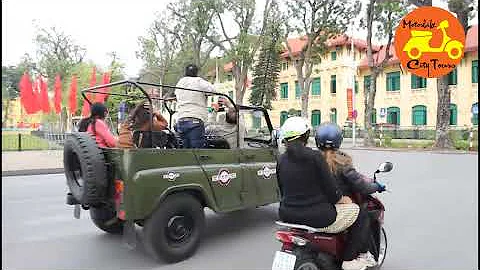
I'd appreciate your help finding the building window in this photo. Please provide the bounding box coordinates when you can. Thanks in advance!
[295,81,301,99]
[331,51,337,61]
[387,107,400,125]
[227,73,233,81]
[473,60,478,83]
[354,80,359,94]
[450,104,457,126]
[447,68,457,85]
[412,105,427,126]
[330,75,336,94]
[371,108,377,125]
[472,103,478,126]
[311,110,321,127]
[364,75,371,92]
[280,83,288,99]
[411,74,427,89]
[280,111,288,126]
[281,61,289,71]
[228,91,234,98]
[253,115,261,129]
[311,77,321,96]
[330,108,337,124]
[288,109,301,117]
[386,71,400,91]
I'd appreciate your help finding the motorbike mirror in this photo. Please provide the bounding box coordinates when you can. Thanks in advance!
[377,162,393,173]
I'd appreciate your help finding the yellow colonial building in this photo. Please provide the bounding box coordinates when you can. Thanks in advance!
[216,25,478,130]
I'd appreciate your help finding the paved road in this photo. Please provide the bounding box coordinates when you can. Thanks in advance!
[2,150,478,270]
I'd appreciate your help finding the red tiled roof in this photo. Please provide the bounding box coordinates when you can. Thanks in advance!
[359,24,478,68]
[280,34,379,58]
[466,24,478,52]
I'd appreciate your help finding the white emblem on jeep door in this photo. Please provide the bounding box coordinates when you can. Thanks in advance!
[257,165,276,179]
[163,172,180,181]
[211,169,237,186]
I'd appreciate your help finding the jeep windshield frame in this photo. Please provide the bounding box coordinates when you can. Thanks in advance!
[81,80,274,147]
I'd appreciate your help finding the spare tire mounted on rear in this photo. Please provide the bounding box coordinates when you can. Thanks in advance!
[64,132,108,206]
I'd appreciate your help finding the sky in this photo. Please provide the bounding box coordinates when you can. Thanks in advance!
[2,0,478,78]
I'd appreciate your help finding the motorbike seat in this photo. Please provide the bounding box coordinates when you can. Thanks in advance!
[275,221,342,234]
[410,30,433,37]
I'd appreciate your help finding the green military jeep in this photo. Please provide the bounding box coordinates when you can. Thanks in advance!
[64,80,281,263]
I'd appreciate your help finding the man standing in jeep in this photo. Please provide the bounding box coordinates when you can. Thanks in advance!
[174,64,215,148]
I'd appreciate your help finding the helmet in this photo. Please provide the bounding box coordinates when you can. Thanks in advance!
[315,123,343,149]
[280,116,310,142]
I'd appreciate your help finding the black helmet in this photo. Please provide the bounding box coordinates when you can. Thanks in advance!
[315,123,343,149]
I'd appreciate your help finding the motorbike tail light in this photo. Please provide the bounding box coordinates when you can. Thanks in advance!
[275,231,308,246]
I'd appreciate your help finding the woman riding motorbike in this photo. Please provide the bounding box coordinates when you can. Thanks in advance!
[315,123,386,268]
[276,117,375,270]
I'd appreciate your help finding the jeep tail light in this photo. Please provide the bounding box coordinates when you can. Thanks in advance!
[113,179,124,218]
[275,231,308,246]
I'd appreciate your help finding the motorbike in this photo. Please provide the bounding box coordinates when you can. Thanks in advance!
[271,162,393,270]
[402,20,463,60]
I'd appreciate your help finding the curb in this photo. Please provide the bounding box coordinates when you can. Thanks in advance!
[2,168,65,177]
[343,147,478,155]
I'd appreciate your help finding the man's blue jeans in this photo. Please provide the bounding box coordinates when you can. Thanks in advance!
[175,118,205,148]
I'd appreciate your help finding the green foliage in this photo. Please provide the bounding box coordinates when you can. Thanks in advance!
[249,4,282,109]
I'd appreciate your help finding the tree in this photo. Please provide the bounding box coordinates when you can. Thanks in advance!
[34,26,86,81]
[283,0,359,118]
[208,0,274,105]
[362,0,406,146]
[249,2,282,109]
[433,0,474,148]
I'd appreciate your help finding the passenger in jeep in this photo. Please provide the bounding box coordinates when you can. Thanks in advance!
[205,98,245,148]
[174,64,215,148]
[117,101,168,148]
[78,102,117,148]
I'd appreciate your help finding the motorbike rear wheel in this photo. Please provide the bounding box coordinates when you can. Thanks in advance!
[375,228,388,269]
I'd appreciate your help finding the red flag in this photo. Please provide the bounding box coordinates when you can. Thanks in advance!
[69,75,78,115]
[95,72,111,103]
[19,73,34,114]
[31,77,41,114]
[40,76,50,113]
[53,74,62,114]
[82,66,97,117]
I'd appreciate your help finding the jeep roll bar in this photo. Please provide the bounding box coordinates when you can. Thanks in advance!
[81,80,274,148]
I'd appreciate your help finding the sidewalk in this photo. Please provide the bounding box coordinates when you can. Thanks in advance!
[2,150,64,176]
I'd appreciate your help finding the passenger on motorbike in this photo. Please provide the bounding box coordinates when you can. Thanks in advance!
[276,117,374,270]
[315,123,386,269]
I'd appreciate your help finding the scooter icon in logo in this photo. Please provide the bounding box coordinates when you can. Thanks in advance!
[402,20,464,60]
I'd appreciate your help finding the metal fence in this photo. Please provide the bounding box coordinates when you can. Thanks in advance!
[342,125,478,140]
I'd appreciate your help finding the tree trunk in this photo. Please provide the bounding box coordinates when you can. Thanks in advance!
[233,64,246,105]
[363,71,378,147]
[434,75,453,148]
[2,99,10,128]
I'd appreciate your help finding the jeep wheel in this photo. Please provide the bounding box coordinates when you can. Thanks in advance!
[90,205,124,234]
[143,194,205,263]
[64,132,107,205]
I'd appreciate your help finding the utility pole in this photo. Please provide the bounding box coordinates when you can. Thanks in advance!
[351,21,357,147]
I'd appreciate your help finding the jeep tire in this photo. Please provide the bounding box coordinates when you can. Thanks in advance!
[90,205,124,234]
[143,193,205,263]
[64,132,107,206]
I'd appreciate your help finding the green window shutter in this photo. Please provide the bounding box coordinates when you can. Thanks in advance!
[473,60,478,83]
[330,108,337,124]
[228,91,234,98]
[280,111,288,126]
[295,81,301,99]
[331,51,337,61]
[311,110,321,127]
[387,107,400,125]
[312,78,321,95]
[472,103,478,125]
[253,116,261,128]
[448,68,458,85]
[354,80,358,93]
[364,75,371,92]
[449,104,457,125]
[411,74,417,89]
[280,83,288,99]
[371,108,377,124]
[387,72,400,91]
[412,105,427,125]
[330,75,336,93]
[411,74,427,89]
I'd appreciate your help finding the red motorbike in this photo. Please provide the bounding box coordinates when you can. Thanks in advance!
[272,162,393,270]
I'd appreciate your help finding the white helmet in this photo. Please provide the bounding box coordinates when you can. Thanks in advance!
[280,116,311,142]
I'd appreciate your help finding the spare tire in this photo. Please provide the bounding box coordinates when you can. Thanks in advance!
[64,132,108,205]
